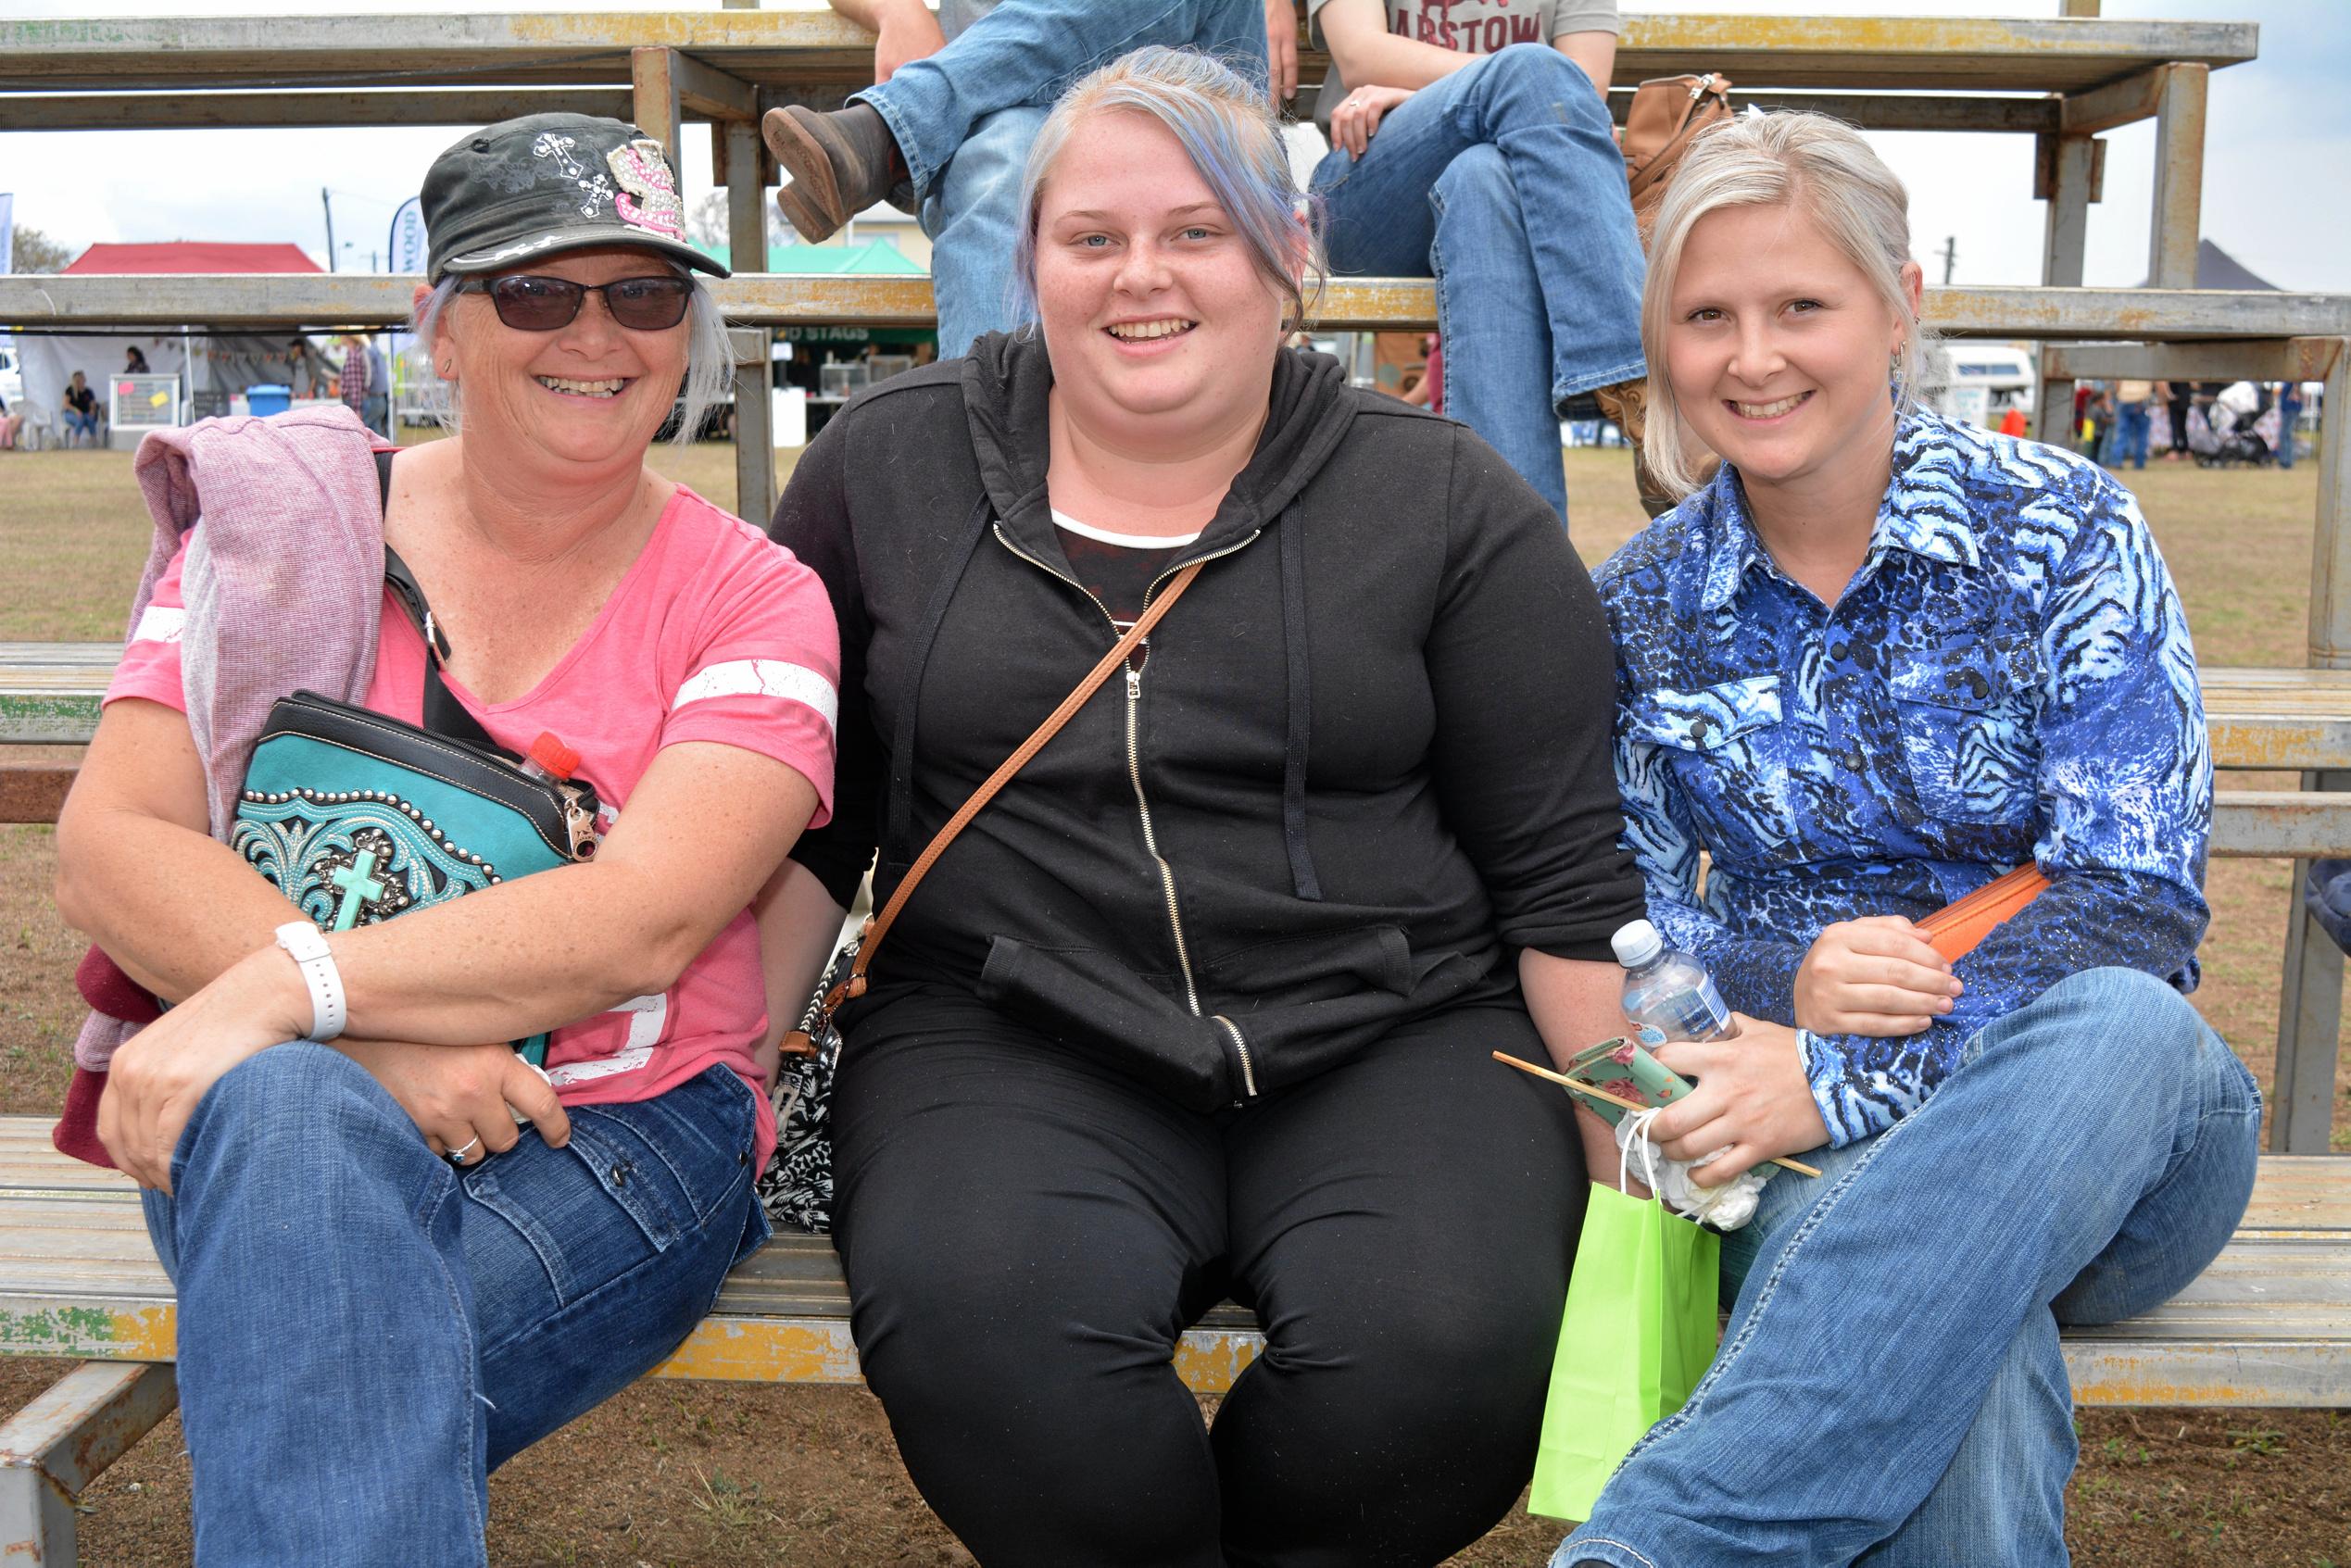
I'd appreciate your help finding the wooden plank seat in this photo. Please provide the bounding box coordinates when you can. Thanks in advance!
[17,650,2351,852]
[0,1120,2339,1407]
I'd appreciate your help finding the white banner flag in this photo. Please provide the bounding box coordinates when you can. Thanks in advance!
[388,195,425,276]
[0,194,15,274]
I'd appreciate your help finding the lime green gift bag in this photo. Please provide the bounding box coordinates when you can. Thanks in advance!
[1527,1179,1721,1521]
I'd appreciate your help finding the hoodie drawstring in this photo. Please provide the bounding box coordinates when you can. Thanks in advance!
[1277,503,1322,901]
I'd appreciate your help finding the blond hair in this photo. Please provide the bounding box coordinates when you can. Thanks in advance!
[1641,112,1933,497]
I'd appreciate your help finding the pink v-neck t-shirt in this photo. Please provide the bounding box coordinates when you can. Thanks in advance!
[108,484,839,1169]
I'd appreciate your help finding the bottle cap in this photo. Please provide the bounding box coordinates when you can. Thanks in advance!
[527,731,581,780]
[1611,919,1664,969]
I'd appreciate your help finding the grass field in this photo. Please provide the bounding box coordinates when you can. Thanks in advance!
[0,438,2344,1564]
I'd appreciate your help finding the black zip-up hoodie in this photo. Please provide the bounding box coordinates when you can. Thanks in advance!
[772,332,1642,1111]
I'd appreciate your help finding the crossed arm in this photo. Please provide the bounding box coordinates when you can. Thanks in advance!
[57,696,819,1188]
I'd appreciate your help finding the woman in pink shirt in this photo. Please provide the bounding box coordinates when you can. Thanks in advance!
[51,116,837,1566]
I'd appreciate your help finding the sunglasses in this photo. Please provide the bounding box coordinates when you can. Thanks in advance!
[459,273,694,332]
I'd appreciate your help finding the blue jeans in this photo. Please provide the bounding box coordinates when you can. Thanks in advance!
[143,1046,770,1567]
[1555,967,2261,1568]
[63,408,99,444]
[2279,401,2300,468]
[856,0,1269,358]
[2112,400,2150,469]
[1311,44,1646,528]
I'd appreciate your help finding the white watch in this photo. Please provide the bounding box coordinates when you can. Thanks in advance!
[273,921,346,1042]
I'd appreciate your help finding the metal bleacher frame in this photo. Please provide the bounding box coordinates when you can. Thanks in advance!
[0,6,2347,1559]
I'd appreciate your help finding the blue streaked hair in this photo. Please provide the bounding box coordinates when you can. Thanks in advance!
[1010,45,1324,332]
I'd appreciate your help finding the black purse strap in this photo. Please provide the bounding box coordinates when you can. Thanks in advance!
[373,450,504,757]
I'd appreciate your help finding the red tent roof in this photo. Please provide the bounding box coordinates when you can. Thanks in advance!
[63,242,322,275]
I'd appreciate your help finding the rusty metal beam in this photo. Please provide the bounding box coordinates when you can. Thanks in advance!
[2147,62,2209,292]
[0,88,637,131]
[0,14,2260,97]
[631,45,683,168]
[2273,339,2351,1155]
[1704,91,2059,134]
[2035,132,2097,445]
[726,111,775,529]
[2043,339,2342,385]
[2208,791,2351,858]
[0,1361,178,1566]
[673,50,758,123]
[2059,66,2163,135]
[0,85,2076,138]
[9,275,2344,340]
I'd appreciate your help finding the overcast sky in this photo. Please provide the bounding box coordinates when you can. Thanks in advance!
[5,0,2345,292]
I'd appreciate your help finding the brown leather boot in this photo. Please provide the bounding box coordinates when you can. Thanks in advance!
[1593,377,1677,519]
[763,103,904,245]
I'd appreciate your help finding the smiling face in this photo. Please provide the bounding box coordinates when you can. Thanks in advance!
[435,245,690,470]
[1664,199,1920,501]
[1030,108,1290,445]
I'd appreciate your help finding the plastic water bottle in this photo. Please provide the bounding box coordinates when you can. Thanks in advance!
[1613,919,1738,1042]
[517,731,581,786]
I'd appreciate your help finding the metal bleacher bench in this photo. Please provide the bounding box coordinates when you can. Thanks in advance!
[3,3,2350,1559]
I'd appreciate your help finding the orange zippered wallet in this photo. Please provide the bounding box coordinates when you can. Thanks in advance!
[1915,864,2052,962]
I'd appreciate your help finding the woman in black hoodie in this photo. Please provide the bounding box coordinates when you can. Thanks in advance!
[767,45,1643,1567]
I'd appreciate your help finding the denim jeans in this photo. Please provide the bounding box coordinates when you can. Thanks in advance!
[856,0,1270,358]
[143,1046,770,1567]
[1311,44,1647,528]
[2279,401,2300,468]
[1555,967,2261,1568]
[63,408,100,444]
[2112,400,2151,469]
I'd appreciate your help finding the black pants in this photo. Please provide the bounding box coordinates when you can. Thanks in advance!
[2169,394,2193,453]
[829,986,1589,1568]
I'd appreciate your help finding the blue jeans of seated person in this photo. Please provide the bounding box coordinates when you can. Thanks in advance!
[1555,967,2261,1568]
[63,409,100,445]
[1311,44,1648,529]
[141,1047,770,1568]
[853,0,1270,358]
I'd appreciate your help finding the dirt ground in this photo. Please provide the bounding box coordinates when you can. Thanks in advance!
[1,441,2345,1564]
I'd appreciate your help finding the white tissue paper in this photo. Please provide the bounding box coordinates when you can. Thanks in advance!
[1615,1114,1775,1231]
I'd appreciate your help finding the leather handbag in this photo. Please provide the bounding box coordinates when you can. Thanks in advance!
[228,453,601,1066]
[756,558,1207,1233]
[1622,71,1735,240]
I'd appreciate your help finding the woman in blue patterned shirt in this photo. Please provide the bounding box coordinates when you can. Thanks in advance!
[1553,114,2263,1568]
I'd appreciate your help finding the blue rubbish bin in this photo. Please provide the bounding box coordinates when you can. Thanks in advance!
[245,384,292,418]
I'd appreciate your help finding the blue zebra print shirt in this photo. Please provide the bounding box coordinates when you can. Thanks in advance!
[1598,409,2211,1147]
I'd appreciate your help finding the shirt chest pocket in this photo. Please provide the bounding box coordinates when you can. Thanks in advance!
[1623,675,1807,864]
[1888,656,2038,828]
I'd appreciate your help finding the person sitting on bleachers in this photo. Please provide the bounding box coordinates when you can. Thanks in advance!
[769,46,1643,1564]
[1553,110,2261,1568]
[1306,0,1648,530]
[60,371,101,446]
[763,0,1296,358]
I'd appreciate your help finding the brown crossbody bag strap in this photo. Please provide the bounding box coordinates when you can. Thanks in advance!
[782,558,1207,1053]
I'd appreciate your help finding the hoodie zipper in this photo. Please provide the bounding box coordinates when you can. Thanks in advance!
[992,522,1264,1100]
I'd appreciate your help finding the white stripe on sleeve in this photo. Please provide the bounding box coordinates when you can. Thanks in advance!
[130,606,187,646]
[671,659,838,733]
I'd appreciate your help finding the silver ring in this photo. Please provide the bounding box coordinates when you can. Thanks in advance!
[446,1137,481,1163]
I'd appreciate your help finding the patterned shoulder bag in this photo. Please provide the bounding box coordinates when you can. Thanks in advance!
[756,558,1207,1233]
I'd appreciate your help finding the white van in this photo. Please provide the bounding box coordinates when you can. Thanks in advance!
[1925,345,2036,429]
[0,340,22,408]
